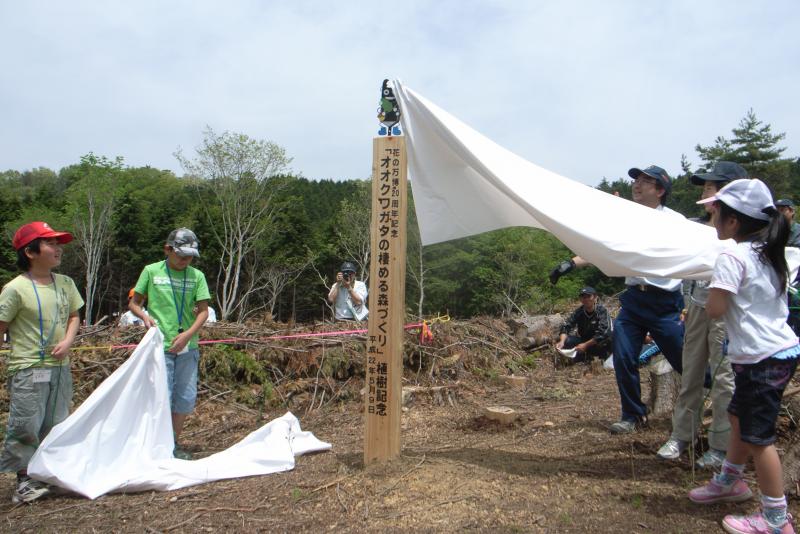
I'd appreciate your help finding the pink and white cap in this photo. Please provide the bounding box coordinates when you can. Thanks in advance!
[697,178,775,222]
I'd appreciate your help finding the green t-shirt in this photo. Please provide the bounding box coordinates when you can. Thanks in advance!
[0,273,84,372]
[134,261,211,351]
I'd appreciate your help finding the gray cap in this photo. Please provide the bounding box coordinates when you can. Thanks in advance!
[776,199,795,208]
[167,228,200,257]
[691,161,749,186]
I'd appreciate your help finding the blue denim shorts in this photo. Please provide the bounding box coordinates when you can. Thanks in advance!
[728,355,798,445]
[164,349,200,415]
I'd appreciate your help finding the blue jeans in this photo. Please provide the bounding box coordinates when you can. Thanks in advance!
[613,287,684,422]
[165,349,200,415]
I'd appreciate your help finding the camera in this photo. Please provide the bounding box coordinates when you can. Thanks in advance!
[342,273,351,282]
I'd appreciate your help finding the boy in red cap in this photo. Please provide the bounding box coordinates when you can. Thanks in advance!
[0,222,84,503]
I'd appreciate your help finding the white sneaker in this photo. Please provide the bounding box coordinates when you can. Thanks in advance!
[12,477,51,504]
[656,438,687,460]
[696,448,726,470]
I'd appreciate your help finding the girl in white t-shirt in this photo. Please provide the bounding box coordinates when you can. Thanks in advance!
[689,179,799,534]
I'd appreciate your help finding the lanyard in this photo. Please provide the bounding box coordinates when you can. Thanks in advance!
[28,273,59,361]
[164,260,187,333]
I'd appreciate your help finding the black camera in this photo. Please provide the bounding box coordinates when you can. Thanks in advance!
[342,273,351,282]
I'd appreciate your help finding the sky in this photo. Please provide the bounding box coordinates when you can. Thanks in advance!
[1,1,799,186]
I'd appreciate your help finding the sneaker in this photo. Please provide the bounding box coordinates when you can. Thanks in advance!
[689,478,753,504]
[697,448,727,470]
[173,445,192,460]
[722,511,794,534]
[12,477,51,504]
[610,419,637,434]
[657,438,688,460]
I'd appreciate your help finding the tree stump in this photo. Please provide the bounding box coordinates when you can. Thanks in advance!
[484,406,518,425]
[401,384,460,408]
[501,375,529,390]
[646,355,680,417]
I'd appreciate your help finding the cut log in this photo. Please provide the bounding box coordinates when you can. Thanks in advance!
[506,314,563,348]
[484,406,518,425]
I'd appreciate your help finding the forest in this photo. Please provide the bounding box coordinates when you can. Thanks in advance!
[1,110,798,325]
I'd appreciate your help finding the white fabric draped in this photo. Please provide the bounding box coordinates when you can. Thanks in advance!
[394,80,747,280]
[28,328,330,499]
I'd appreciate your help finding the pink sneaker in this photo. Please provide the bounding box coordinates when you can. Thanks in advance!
[722,512,794,534]
[689,478,753,504]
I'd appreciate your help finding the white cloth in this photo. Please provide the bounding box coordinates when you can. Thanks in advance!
[623,205,685,291]
[27,328,331,499]
[119,309,145,327]
[393,81,800,281]
[710,241,799,364]
[393,80,730,280]
[334,281,368,320]
[206,307,217,323]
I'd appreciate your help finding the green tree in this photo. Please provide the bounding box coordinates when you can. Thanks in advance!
[176,128,294,321]
[666,154,705,218]
[694,109,794,197]
[333,179,371,282]
[406,183,426,318]
[108,166,195,312]
[596,177,631,200]
[65,154,123,324]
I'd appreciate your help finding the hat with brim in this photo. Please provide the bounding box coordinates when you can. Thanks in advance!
[340,261,357,274]
[12,221,73,250]
[628,165,671,193]
[690,161,749,186]
[579,286,597,296]
[167,228,200,258]
[776,199,795,208]
[697,178,774,222]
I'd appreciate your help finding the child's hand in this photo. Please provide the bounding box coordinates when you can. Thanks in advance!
[51,340,73,360]
[142,316,157,329]
[168,332,191,354]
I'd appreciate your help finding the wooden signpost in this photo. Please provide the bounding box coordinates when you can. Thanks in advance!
[364,80,407,464]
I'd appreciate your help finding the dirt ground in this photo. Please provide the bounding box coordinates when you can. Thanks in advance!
[1,346,788,534]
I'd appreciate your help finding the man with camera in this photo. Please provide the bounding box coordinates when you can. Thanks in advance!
[327,261,369,321]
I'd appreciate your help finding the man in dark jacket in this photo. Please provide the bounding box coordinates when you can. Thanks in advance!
[555,286,612,362]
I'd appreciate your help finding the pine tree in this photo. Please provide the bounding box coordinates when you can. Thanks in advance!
[694,109,793,196]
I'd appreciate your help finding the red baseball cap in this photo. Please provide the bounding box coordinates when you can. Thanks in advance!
[12,222,73,250]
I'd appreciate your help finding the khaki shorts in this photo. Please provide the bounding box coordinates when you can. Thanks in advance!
[0,365,73,473]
